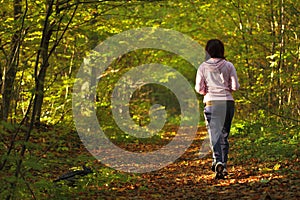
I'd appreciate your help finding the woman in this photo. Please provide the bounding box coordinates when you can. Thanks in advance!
[195,39,240,179]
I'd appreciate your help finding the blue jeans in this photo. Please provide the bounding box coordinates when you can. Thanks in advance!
[204,101,235,167]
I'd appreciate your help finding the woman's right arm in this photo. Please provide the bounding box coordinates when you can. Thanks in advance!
[195,66,207,95]
[230,64,240,91]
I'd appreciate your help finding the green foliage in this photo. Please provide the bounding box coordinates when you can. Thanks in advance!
[231,120,300,166]
[0,0,300,199]
[0,125,138,199]
[1,0,298,126]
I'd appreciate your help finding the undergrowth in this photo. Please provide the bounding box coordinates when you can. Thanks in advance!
[0,117,299,199]
[230,119,300,171]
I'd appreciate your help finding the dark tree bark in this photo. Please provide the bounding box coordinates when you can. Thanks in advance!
[1,0,22,121]
[33,0,78,124]
[34,0,53,124]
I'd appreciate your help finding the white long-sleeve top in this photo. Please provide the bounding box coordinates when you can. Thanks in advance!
[195,58,240,103]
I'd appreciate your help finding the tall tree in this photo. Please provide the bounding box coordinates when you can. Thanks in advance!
[1,0,24,121]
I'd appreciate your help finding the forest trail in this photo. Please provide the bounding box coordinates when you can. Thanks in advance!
[72,127,300,200]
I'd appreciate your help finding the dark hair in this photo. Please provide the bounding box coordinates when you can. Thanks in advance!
[205,39,225,59]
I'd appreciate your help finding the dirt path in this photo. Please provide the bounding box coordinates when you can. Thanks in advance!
[86,127,300,200]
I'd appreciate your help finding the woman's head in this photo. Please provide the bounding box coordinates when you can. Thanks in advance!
[205,39,225,59]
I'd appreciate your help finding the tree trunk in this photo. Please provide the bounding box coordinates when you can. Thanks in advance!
[34,0,78,124]
[35,30,52,125]
[33,0,54,125]
[1,0,22,121]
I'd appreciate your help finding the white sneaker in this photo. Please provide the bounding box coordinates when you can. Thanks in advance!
[215,162,225,179]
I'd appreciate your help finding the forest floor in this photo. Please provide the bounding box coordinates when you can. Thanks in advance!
[48,126,300,200]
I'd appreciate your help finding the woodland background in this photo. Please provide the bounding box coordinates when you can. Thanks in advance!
[0,0,299,199]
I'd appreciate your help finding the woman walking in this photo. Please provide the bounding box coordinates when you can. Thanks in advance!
[195,39,240,179]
